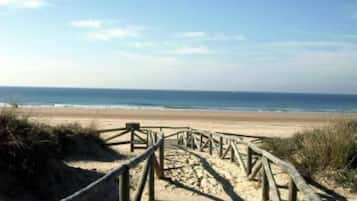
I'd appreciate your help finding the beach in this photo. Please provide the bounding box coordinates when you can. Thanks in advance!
[2,107,357,200]
[12,107,357,137]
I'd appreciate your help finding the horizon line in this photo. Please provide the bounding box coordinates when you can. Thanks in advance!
[0,85,357,96]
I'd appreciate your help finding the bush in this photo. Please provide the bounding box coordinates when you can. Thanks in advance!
[0,110,108,199]
[262,120,357,191]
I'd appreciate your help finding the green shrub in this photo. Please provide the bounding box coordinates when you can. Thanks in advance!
[0,110,121,200]
[262,120,357,191]
[0,110,103,184]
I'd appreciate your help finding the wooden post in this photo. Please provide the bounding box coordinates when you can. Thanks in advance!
[148,155,155,201]
[209,133,213,155]
[134,158,151,201]
[247,147,253,175]
[130,128,135,152]
[119,166,130,201]
[187,132,191,148]
[248,160,262,181]
[147,133,149,147]
[159,133,165,179]
[219,136,223,158]
[189,129,193,149]
[288,177,297,201]
[126,123,140,153]
[184,131,188,147]
[230,140,235,162]
[199,134,203,151]
[190,130,194,149]
[261,164,269,201]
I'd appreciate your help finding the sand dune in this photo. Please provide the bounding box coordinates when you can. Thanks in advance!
[6,107,357,200]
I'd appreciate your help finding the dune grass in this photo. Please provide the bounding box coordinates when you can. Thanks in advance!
[262,120,357,192]
[0,110,113,200]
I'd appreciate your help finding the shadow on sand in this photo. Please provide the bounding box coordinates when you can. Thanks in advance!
[308,179,347,201]
[0,159,120,201]
[162,145,244,201]
[61,135,127,162]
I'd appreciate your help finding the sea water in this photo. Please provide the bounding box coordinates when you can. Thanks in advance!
[1,86,357,113]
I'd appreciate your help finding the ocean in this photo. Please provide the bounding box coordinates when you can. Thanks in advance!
[0,86,357,113]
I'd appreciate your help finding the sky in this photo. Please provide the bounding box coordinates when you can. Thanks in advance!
[0,0,357,94]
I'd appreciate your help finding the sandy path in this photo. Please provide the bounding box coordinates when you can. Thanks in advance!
[8,107,356,200]
[67,138,260,201]
[66,136,357,201]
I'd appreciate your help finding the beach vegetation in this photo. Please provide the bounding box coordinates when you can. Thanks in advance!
[0,110,114,200]
[262,120,357,192]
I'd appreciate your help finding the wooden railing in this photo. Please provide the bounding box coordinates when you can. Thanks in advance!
[60,123,165,201]
[60,124,321,201]
[175,128,321,201]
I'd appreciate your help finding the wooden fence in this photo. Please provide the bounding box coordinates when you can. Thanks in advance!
[60,124,321,201]
[176,128,321,201]
[60,123,165,201]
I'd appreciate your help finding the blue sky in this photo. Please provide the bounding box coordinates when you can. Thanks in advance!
[1,0,357,94]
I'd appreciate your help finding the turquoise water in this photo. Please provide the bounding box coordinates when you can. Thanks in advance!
[1,86,357,113]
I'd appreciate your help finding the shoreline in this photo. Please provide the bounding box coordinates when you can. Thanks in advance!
[2,103,357,114]
[3,106,357,121]
[3,106,357,137]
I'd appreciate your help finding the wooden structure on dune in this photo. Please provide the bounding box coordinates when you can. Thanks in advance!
[60,123,321,201]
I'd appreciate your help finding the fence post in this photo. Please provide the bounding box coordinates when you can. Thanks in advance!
[247,147,253,175]
[219,136,223,158]
[147,132,149,148]
[159,133,165,179]
[126,123,140,152]
[190,129,194,149]
[119,165,130,201]
[148,155,155,201]
[230,140,235,162]
[261,162,269,201]
[184,131,188,147]
[130,128,135,152]
[199,134,203,151]
[288,177,297,201]
[209,133,213,155]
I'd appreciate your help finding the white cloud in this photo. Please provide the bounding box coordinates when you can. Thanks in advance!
[268,41,357,50]
[86,26,144,41]
[70,19,146,41]
[71,20,103,29]
[176,32,207,38]
[174,47,212,55]
[208,34,246,41]
[175,32,246,41]
[131,41,156,48]
[232,34,246,41]
[0,0,48,8]
[344,34,357,39]
[116,51,179,66]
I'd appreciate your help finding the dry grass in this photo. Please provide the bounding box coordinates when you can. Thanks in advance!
[262,120,357,192]
[0,110,114,200]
